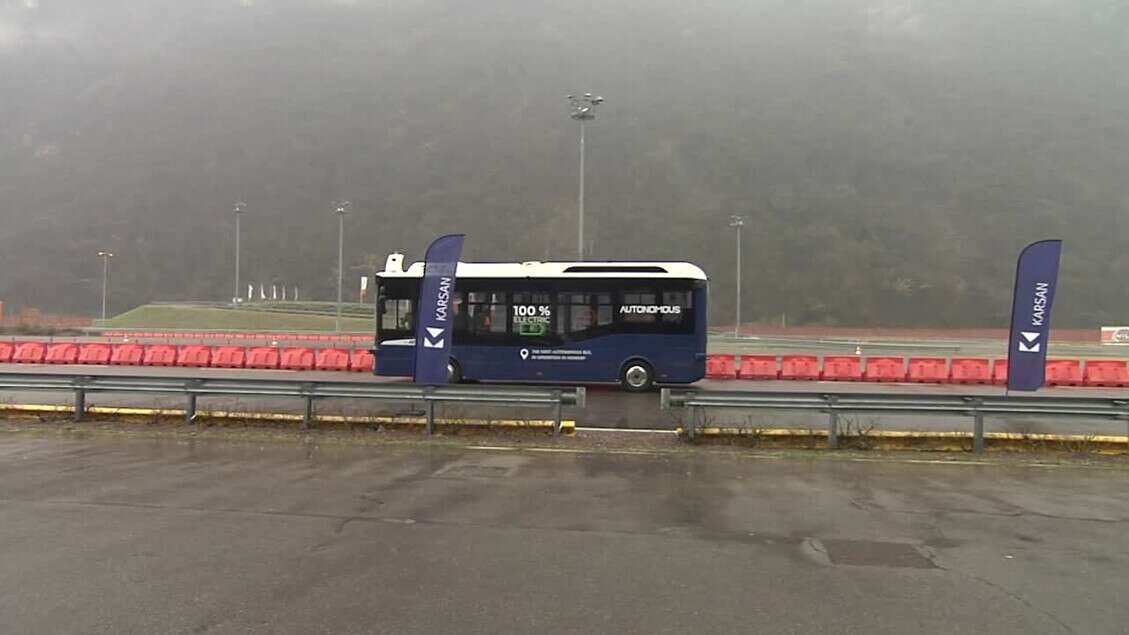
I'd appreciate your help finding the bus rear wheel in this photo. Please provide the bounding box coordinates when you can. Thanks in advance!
[620,360,654,392]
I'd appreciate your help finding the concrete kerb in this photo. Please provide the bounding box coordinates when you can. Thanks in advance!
[0,403,575,434]
[679,426,1129,454]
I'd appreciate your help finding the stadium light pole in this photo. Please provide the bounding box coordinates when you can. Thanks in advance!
[334,201,351,332]
[568,93,604,261]
[97,251,114,322]
[233,202,246,306]
[729,215,745,338]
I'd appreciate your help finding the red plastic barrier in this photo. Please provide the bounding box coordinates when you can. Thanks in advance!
[349,349,374,373]
[246,347,280,369]
[821,356,863,381]
[738,355,779,380]
[907,357,948,383]
[44,342,79,364]
[864,356,906,382]
[280,347,316,370]
[78,343,112,365]
[211,346,246,368]
[176,345,212,368]
[110,343,145,365]
[1045,359,1083,386]
[780,355,820,380]
[1083,360,1129,387]
[949,358,992,384]
[12,341,46,363]
[706,354,738,379]
[315,348,351,372]
[0,341,14,363]
[992,359,1008,385]
[143,345,178,366]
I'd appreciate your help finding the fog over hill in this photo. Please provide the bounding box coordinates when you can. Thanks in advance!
[1,0,1127,326]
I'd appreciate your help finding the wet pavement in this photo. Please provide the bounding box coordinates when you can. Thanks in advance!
[0,430,1127,633]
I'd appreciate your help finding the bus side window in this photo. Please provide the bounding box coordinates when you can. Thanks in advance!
[557,292,612,341]
[452,292,467,333]
[661,290,694,332]
[621,290,659,324]
[467,291,507,338]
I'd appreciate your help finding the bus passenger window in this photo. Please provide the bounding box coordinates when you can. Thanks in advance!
[452,292,467,333]
[467,291,507,337]
[621,291,658,324]
[557,292,613,340]
[661,291,692,326]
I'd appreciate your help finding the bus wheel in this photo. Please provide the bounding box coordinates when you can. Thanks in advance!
[620,360,654,392]
[447,359,463,384]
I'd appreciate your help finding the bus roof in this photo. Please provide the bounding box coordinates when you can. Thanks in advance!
[377,254,708,281]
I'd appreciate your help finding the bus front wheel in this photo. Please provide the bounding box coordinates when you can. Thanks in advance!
[619,360,654,392]
[447,359,463,384]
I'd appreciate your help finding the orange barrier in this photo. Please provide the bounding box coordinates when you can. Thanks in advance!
[864,357,906,382]
[907,357,948,383]
[211,346,246,368]
[44,342,79,364]
[176,345,211,368]
[992,359,1008,385]
[950,358,992,384]
[110,344,145,365]
[349,349,374,373]
[246,347,280,370]
[738,355,779,380]
[143,345,178,366]
[0,341,14,363]
[1045,359,1083,386]
[12,341,46,364]
[315,348,351,372]
[77,343,112,365]
[280,347,316,370]
[706,354,738,379]
[780,355,820,380]
[821,356,862,381]
[1083,360,1129,387]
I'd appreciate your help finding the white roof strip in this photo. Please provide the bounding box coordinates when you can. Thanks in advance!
[378,260,707,280]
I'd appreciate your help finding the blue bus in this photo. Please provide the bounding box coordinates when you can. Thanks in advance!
[373,254,708,391]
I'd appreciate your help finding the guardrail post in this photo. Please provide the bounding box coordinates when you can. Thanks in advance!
[972,400,985,453]
[302,395,314,429]
[686,405,696,441]
[552,390,562,437]
[185,393,197,424]
[426,399,436,435]
[826,395,838,449]
[73,388,86,423]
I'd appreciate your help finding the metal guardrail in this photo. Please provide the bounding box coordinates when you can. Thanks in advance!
[713,335,963,354]
[661,388,1129,451]
[0,373,585,436]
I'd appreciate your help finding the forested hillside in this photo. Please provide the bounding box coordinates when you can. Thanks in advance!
[1,0,1127,326]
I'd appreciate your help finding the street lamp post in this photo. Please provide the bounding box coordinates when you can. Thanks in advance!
[233,202,246,305]
[334,201,351,332]
[729,216,745,338]
[97,251,114,322]
[568,93,604,261]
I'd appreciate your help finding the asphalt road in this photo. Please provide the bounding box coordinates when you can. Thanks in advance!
[1,363,1127,436]
[0,433,1126,633]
